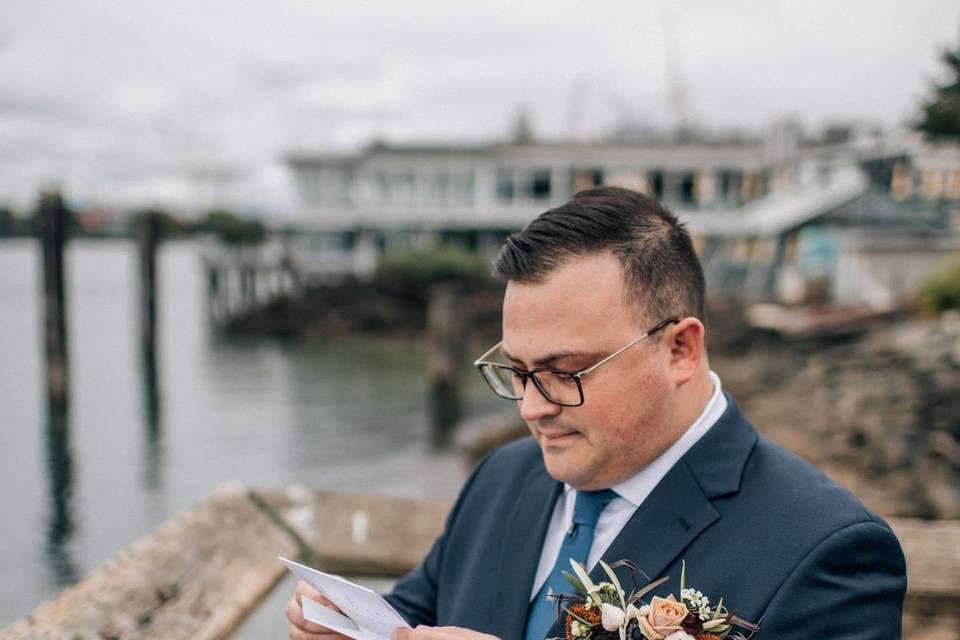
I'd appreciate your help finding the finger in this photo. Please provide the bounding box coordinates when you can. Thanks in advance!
[293,581,344,615]
[294,579,326,604]
[285,595,338,634]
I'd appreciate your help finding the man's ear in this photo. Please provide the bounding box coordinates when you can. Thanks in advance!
[667,317,705,385]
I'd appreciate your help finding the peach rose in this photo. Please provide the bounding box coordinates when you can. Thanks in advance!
[637,595,688,639]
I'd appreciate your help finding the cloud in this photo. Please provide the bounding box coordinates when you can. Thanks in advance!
[0,0,957,210]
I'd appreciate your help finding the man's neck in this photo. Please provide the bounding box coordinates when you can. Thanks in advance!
[674,364,715,436]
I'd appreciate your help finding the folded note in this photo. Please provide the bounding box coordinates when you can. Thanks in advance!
[280,557,411,640]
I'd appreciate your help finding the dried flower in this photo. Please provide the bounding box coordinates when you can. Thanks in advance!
[560,560,758,640]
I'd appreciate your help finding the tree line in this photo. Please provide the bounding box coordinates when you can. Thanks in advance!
[0,205,266,246]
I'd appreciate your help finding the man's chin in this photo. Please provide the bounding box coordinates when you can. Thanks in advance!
[540,444,593,486]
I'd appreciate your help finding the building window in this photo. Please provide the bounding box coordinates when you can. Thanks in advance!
[717,170,743,205]
[649,170,664,199]
[497,168,551,202]
[573,169,604,193]
[428,172,474,205]
[679,172,696,204]
[529,169,551,199]
[496,169,514,201]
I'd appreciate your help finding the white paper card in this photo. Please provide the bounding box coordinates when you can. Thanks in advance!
[302,597,387,640]
[280,557,410,640]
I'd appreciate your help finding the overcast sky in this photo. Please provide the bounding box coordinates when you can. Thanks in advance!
[0,0,957,214]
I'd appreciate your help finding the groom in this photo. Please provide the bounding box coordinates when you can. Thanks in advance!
[287,187,906,640]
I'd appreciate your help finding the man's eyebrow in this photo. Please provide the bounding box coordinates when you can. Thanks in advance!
[500,346,598,367]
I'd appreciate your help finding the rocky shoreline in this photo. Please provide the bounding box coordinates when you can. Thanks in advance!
[714,311,960,520]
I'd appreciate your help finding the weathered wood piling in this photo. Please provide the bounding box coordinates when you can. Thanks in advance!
[137,212,162,430]
[38,190,70,413]
[427,284,465,447]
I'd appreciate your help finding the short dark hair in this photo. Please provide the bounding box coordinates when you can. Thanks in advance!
[493,186,706,325]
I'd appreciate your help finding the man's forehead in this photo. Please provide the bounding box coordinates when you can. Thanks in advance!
[499,340,605,368]
[501,289,637,367]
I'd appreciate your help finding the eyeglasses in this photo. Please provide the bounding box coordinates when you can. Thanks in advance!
[473,317,679,407]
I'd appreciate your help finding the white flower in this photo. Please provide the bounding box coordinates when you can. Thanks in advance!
[636,604,651,617]
[625,603,642,621]
[663,632,696,640]
[600,603,626,631]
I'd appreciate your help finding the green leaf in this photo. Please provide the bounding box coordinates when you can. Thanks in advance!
[570,559,601,605]
[599,560,626,607]
[561,570,586,595]
[712,597,725,619]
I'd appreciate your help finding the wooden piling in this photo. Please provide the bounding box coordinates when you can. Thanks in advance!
[38,191,70,413]
[137,213,160,367]
[427,284,464,447]
[137,213,161,431]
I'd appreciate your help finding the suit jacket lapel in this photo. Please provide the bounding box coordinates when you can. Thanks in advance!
[596,460,718,585]
[491,461,562,639]
[544,395,758,639]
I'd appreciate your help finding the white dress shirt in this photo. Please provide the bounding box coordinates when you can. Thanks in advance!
[529,371,728,600]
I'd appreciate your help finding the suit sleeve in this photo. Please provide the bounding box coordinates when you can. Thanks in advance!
[758,519,907,639]
[383,452,495,627]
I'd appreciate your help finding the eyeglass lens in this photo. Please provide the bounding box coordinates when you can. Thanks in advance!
[480,365,581,406]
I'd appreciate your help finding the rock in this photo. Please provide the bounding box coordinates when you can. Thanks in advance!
[714,315,960,520]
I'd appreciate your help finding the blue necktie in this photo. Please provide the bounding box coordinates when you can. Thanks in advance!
[523,489,617,640]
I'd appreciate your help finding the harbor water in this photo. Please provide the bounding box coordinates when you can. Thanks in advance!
[0,238,504,628]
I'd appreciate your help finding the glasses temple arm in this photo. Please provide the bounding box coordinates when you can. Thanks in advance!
[473,340,503,366]
[576,331,654,378]
[576,318,679,378]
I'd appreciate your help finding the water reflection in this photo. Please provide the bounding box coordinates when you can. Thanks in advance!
[141,345,164,491]
[43,407,79,588]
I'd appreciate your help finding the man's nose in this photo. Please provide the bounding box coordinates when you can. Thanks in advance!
[518,381,563,422]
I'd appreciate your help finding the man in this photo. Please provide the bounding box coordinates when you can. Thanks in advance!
[288,187,906,640]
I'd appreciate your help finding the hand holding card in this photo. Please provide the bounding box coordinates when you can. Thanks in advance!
[280,557,411,640]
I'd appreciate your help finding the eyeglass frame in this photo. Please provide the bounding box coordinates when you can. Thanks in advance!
[473,317,680,407]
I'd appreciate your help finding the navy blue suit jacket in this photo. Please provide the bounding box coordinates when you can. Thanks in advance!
[385,395,906,639]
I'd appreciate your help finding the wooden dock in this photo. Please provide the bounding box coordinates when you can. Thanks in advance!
[2,485,958,639]
[0,485,448,640]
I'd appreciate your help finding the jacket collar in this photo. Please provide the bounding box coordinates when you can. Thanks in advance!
[547,395,758,638]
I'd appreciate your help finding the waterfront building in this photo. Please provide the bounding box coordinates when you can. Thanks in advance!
[282,125,960,308]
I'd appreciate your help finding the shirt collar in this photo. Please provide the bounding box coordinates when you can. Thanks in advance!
[564,371,728,507]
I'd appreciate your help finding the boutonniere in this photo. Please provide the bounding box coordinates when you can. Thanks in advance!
[551,559,759,640]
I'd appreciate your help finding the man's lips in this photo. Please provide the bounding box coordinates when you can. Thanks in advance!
[537,429,581,443]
